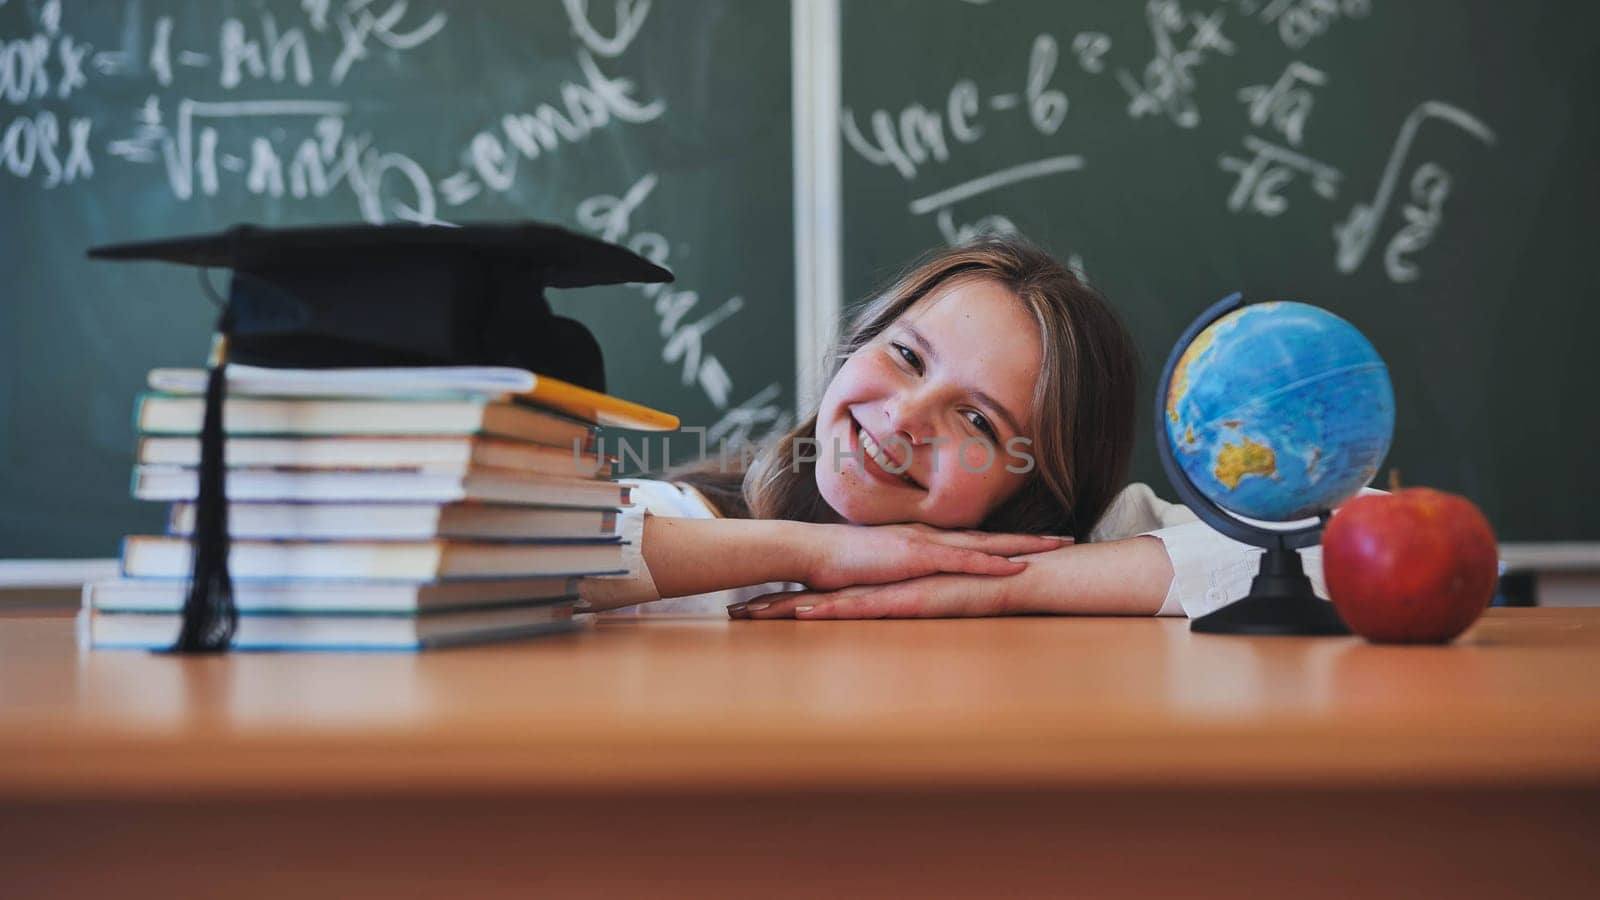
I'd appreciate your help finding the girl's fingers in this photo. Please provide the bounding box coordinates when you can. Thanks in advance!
[730,590,819,619]
[794,584,932,618]
[924,530,1070,556]
[732,578,1005,620]
[963,532,1071,555]
[736,587,884,619]
[928,545,1028,577]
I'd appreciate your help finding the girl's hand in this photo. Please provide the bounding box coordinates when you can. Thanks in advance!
[796,523,1069,593]
[732,536,1176,620]
[731,571,1017,619]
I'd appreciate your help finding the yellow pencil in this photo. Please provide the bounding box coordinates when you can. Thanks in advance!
[520,374,680,431]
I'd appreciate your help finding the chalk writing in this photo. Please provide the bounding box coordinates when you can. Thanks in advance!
[1220,59,1340,218]
[0,2,91,185]
[842,82,980,182]
[105,95,161,164]
[935,209,1018,246]
[138,3,445,91]
[838,24,1104,249]
[1070,32,1112,74]
[910,154,1085,216]
[325,1,448,84]
[1,19,87,103]
[1219,135,1340,216]
[577,173,787,444]
[707,382,792,450]
[1,106,89,184]
[564,0,652,59]
[445,1,663,207]
[1382,162,1451,284]
[1116,0,1235,129]
[1238,61,1325,146]
[1237,0,1371,50]
[1026,35,1068,134]
[43,0,455,214]
[149,16,173,85]
[90,103,441,225]
[842,31,1071,182]
[453,49,663,202]
[220,13,313,89]
[1333,101,1495,282]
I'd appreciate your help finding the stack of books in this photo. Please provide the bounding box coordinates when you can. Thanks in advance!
[81,365,659,651]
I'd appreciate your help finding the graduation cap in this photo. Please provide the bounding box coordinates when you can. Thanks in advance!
[89,222,674,653]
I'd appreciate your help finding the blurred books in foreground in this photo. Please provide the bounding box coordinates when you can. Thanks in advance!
[82,366,642,651]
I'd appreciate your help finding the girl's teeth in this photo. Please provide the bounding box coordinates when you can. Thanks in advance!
[857,426,913,485]
[859,427,885,465]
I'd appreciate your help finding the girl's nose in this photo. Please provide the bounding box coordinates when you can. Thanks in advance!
[883,395,933,446]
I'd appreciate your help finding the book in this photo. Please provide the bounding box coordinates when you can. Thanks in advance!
[148,364,680,431]
[120,536,629,580]
[137,435,612,478]
[135,393,595,447]
[1,560,122,613]
[84,575,579,614]
[133,466,632,507]
[82,603,581,651]
[166,502,619,541]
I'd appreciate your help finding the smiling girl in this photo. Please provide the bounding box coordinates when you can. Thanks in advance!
[580,235,1324,620]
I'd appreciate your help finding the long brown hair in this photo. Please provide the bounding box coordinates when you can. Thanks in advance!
[670,234,1139,541]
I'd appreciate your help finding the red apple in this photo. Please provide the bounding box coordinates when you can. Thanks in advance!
[1322,487,1499,644]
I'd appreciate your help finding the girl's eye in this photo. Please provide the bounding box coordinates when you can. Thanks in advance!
[965,410,996,438]
[891,342,923,373]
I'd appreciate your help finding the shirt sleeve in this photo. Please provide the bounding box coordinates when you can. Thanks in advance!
[1092,482,1352,619]
[1141,520,1266,618]
[574,499,660,612]
[1141,522,1335,619]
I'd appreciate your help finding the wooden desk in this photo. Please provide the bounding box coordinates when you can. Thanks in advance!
[2,609,1597,898]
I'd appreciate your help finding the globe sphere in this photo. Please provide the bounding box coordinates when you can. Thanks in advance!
[1164,301,1395,522]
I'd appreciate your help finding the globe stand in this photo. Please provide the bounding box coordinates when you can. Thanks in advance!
[1157,293,1351,637]
[1190,545,1349,635]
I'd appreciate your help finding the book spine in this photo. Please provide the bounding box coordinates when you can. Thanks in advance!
[116,534,135,577]
[131,393,152,437]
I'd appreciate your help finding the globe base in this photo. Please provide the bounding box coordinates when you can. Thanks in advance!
[1190,547,1351,636]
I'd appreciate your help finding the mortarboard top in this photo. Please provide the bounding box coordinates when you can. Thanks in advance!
[89,221,675,393]
[89,221,677,654]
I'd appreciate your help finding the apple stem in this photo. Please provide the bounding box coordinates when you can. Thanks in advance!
[1389,469,1403,493]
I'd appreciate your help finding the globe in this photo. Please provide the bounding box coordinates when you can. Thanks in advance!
[1164,301,1395,523]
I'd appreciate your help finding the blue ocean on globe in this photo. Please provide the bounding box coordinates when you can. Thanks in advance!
[1164,301,1395,522]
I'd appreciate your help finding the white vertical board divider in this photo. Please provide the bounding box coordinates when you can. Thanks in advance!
[792,0,842,417]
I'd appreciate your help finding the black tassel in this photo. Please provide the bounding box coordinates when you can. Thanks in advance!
[166,341,237,653]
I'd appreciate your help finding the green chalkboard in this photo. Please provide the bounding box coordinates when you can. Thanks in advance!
[841,0,1600,542]
[1,0,793,556]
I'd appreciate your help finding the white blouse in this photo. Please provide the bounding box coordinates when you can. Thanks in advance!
[579,479,1334,618]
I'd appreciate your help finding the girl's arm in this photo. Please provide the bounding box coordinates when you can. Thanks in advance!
[1004,536,1171,615]
[735,482,1264,619]
[734,536,1170,619]
[636,516,812,600]
[580,514,1071,613]
[735,486,1380,619]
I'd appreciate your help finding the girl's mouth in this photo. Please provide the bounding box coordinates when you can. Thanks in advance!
[849,414,922,489]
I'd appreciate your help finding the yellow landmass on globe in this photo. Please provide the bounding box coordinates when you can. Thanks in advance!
[1214,437,1277,489]
[1166,326,1218,424]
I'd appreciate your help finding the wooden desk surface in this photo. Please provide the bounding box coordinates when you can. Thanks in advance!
[4,608,1599,898]
[2,607,1598,796]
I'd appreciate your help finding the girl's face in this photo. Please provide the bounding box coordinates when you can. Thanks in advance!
[814,276,1042,528]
